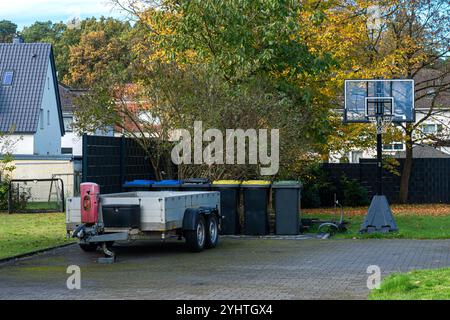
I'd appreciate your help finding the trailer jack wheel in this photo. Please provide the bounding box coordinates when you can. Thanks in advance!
[98,242,116,264]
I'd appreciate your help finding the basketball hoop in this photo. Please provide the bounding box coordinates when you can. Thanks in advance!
[368,115,394,134]
[343,79,414,234]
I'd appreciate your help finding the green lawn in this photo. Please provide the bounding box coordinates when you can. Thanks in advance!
[0,212,74,260]
[369,268,450,300]
[302,213,450,239]
[25,201,61,211]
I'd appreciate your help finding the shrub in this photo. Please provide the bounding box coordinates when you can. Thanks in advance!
[301,164,336,208]
[0,179,9,210]
[9,184,31,212]
[0,153,16,211]
[340,175,370,207]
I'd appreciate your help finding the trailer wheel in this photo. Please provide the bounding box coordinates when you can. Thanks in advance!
[185,215,206,252]
[79,243,98,252]
[205,215,219,249]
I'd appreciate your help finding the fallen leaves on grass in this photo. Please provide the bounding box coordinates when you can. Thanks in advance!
[303,204,450,217]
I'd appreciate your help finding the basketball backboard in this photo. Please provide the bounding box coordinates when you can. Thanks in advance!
[344,79,415,123]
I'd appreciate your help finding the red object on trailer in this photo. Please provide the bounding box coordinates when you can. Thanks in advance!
[80,183,100,224]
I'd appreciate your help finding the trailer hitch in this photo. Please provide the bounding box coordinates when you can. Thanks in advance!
[72,224,86,239]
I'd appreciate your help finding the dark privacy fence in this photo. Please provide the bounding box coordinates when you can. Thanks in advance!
[82,135,157,194]
[322,158,450,205]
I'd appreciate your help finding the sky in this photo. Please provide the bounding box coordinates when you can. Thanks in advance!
[0,0,127,30]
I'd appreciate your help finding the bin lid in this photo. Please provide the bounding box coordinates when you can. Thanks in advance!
[272,180,302,189]
[153,180,183,186]
[182,182,211,187]
[123,180,155,187]
[212,180,241,187]
[241,180,272,188]
[183,178,210,184]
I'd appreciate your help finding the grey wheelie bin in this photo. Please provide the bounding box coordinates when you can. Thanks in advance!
[242,181,271,235]
[212,180,241,235]
[273,181,302,235]
[181,178,211,191]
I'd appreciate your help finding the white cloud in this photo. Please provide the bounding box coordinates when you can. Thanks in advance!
[0,0,125,29]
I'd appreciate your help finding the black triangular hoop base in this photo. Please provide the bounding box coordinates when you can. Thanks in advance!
[359,195,398,234]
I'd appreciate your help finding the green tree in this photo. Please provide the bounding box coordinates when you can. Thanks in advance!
[21,21,59,43]
[0,20,17,43]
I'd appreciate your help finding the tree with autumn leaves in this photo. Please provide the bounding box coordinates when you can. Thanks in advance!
[16,0,449,201]
[20,17,133,88]
[77,0,337,180]
[77,0,450,197]
[294,0,450,202]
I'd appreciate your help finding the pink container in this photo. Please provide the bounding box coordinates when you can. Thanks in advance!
[80,183,100,224]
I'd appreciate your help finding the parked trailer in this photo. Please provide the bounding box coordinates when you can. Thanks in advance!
[66,183,221,260]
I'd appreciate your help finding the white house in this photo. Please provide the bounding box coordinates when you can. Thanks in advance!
[59,84,115,157]
[0,38,65,155]
[0,38,84,199]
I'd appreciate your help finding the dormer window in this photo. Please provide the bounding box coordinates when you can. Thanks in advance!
[2,71,13,86]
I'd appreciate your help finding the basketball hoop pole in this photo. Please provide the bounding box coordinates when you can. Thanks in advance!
[375,82,384,196]
[376,117,383,196]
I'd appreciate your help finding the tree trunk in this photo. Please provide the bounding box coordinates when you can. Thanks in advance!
[399,127,413,203]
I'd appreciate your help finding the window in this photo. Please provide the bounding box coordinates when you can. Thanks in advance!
[40,109,44,129]
[351,151,363,163]
[426,88,436,98]
[63,116,74,132]
[61,147,73,155]
[47,110,50,125]
[2,71,13,85]
[383,142,404,151]
[422,123,443,135]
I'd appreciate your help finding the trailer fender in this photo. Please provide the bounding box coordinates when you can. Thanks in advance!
[183,207,218,231]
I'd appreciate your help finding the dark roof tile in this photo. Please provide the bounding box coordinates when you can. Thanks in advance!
[0,43,62,134]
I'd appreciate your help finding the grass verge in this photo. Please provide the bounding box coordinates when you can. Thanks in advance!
[303,205,450,239]
[0,212,75,260]
[369,268,450,300]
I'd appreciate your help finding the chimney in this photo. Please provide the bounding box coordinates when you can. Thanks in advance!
[12,35,24,44]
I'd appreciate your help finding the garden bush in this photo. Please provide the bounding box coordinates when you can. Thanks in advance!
[340,175,370,207]
[301,164,336,208]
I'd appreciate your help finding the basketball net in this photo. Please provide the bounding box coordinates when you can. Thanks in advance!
[368,115,394,134]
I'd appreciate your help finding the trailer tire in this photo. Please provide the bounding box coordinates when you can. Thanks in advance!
[185,215,206,252]
[79,243,98,252]
[205,215,219,249]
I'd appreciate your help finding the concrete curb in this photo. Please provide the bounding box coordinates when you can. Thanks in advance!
[0,242,76,265]
[221,234,326,240]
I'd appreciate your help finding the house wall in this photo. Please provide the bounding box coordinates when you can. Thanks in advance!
[61,114,114,156]
[329,109,450,163]
[2,134,35,155]
[11,158,77,199]
[416,110,450,155]
[61,129,83,156]
[33,60,62,155]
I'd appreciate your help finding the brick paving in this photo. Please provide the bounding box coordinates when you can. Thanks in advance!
[1,238,450,300]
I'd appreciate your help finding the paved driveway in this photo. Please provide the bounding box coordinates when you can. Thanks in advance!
[1,238,450,300]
